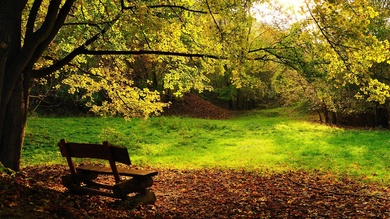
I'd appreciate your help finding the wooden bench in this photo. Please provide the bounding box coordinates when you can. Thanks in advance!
[58,139,158,204]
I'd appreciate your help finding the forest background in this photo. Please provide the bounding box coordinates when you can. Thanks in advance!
[30,0,390,128]
[1,0,390,170]
[1,0,390,217]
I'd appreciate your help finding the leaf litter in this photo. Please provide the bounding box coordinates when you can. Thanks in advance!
[0,165,389,218]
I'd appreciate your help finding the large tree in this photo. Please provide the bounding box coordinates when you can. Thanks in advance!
[0,0,262,170]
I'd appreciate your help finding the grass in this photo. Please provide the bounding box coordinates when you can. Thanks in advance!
[23,107,390,184]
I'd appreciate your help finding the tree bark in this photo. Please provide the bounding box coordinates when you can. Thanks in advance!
[0,0,76,170]
[0,1,28,171]
[331,111,337,125]
[322,106,329,124]
[317,110,323,123]
[0,77,29,170]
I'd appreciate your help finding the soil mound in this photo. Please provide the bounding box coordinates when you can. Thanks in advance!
[163,93,231,119]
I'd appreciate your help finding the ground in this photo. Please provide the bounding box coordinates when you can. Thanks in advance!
[0,165,389,218]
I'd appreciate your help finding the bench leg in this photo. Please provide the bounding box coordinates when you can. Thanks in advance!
[61,174,77,189]
[113,176,153,197]
[61,172,98,189]
[125,189,157,206]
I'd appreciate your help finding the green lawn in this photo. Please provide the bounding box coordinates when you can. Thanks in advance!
[23,108,390,183]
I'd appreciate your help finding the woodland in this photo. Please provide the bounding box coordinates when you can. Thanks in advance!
[1,0,390,170]
[1,0,390,217]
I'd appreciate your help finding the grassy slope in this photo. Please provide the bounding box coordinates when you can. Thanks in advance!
[23,108,390,183]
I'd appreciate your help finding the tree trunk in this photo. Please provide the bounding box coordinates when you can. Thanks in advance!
[317,110,323,123]
[0,0,28,171]
[228,98,234,110]
[0,78,29,170]
[322,106,329,123]
[236,88,241,110]
[375,106,389,128]
[331,111,337,125]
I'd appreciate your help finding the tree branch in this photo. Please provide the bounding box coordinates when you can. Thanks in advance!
[81,49,223,59]
[14,0,62,69]
[121,0,206,14]
[307,2,351,71]
[33,47,226,79]
[25,0,43,40]
[205,0,224,41]
[35,46,275,79]
[28,0,76,78]
[32,26,110,78]
[3,0,64,106]
[29,0,62,44]
[249,46,298,54]
[63,21,114,27]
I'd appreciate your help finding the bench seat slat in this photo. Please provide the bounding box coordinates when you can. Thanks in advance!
[77,165,158,177]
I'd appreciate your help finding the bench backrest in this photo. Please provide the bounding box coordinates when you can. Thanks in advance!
[58,139,131,183]
[59,142,131,165]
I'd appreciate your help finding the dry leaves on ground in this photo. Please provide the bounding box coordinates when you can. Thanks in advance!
[0,165,389,218]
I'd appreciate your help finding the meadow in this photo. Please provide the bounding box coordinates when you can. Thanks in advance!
[23,107,390,184]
